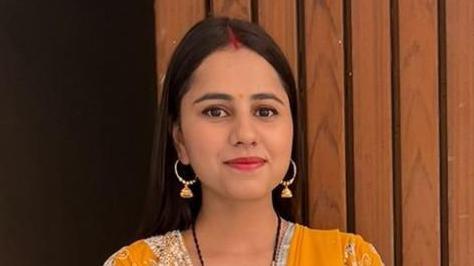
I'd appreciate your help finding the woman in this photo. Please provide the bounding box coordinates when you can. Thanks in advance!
[105,17,384,266]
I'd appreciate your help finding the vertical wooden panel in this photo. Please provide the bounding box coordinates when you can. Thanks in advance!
[155,0,205,100]
[258,0,298,80]
[351,0,394,265]
[211,0,251,20]
[305,0,347,230]
[447,1,474,264]
[398,0,440,264]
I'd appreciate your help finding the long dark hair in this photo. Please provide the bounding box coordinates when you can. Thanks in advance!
[139,17,306,238]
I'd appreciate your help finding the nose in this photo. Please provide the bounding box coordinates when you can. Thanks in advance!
[229,113,258,147]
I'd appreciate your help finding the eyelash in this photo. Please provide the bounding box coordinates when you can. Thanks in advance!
[202,106,279,118]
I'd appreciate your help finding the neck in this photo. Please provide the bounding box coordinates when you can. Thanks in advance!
[193,190,280,254]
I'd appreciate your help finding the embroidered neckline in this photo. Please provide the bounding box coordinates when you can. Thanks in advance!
[143,221,296,265]
[177,229,193,264]
[276,222,295,265]
[144,230,193,265]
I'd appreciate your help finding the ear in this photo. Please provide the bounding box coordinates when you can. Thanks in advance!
[172,123,190,164]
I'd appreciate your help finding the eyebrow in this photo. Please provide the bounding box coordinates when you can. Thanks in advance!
[193,92,285,105]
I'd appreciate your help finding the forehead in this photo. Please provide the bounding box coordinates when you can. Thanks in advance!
[187,47,287,99]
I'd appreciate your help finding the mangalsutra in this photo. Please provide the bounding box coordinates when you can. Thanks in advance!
[191,215,282,266]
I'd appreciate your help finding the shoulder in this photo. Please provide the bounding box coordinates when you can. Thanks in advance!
[103,230,191,266]
[292,224,384,265]
[103,238,156,266]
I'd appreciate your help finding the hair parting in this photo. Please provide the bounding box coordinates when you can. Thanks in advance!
[227,25,241,49]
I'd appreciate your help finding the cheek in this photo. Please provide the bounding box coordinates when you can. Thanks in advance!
[259,121,293,183]
[182,122,226,161]
[262,119,293,156]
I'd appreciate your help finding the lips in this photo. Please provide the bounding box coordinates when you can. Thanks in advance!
[224,156,267,171]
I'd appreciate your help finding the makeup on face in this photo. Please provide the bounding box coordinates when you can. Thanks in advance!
[174,47,294,200]
[223,156,267,172]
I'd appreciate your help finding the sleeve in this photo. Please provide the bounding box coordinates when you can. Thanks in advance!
[340,233,385,266]
[103,240,157,266]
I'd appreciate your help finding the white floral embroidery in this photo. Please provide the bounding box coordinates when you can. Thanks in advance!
[104,221,297,266]
[144,230,193,265]
[276,222,295,266]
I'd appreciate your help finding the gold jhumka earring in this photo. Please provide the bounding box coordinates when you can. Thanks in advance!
[280,159,296,198]
[174,160,197,199]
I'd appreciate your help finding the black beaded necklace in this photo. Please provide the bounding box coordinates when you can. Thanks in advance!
[191,215,282,266]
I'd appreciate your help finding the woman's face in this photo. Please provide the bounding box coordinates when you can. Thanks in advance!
[173,47,293,201]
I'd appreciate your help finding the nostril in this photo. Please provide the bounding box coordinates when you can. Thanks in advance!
[235,140,257,147]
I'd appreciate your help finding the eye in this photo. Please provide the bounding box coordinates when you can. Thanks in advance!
[255,107,278,118]
[202,107,229,118]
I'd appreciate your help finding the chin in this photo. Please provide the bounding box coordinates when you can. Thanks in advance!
[221,182,274,201]
[200,171,280,202]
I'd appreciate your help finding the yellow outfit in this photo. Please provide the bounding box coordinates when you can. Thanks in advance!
[104,223,384,265]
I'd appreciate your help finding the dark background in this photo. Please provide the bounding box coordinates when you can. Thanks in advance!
[0,0,156,264]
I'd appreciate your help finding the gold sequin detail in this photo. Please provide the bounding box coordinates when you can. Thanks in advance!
[343,237,384,266]
[103,247,131,266]
[144,230,193,265]
[343,239,357,266]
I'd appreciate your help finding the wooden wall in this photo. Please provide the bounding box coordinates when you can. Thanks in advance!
[154,0,474,265]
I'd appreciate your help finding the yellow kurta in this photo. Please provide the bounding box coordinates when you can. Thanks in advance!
[104,223,384,265]
[287,224,384,265]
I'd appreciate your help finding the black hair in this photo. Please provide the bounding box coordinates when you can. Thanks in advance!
[139,17,306,237]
